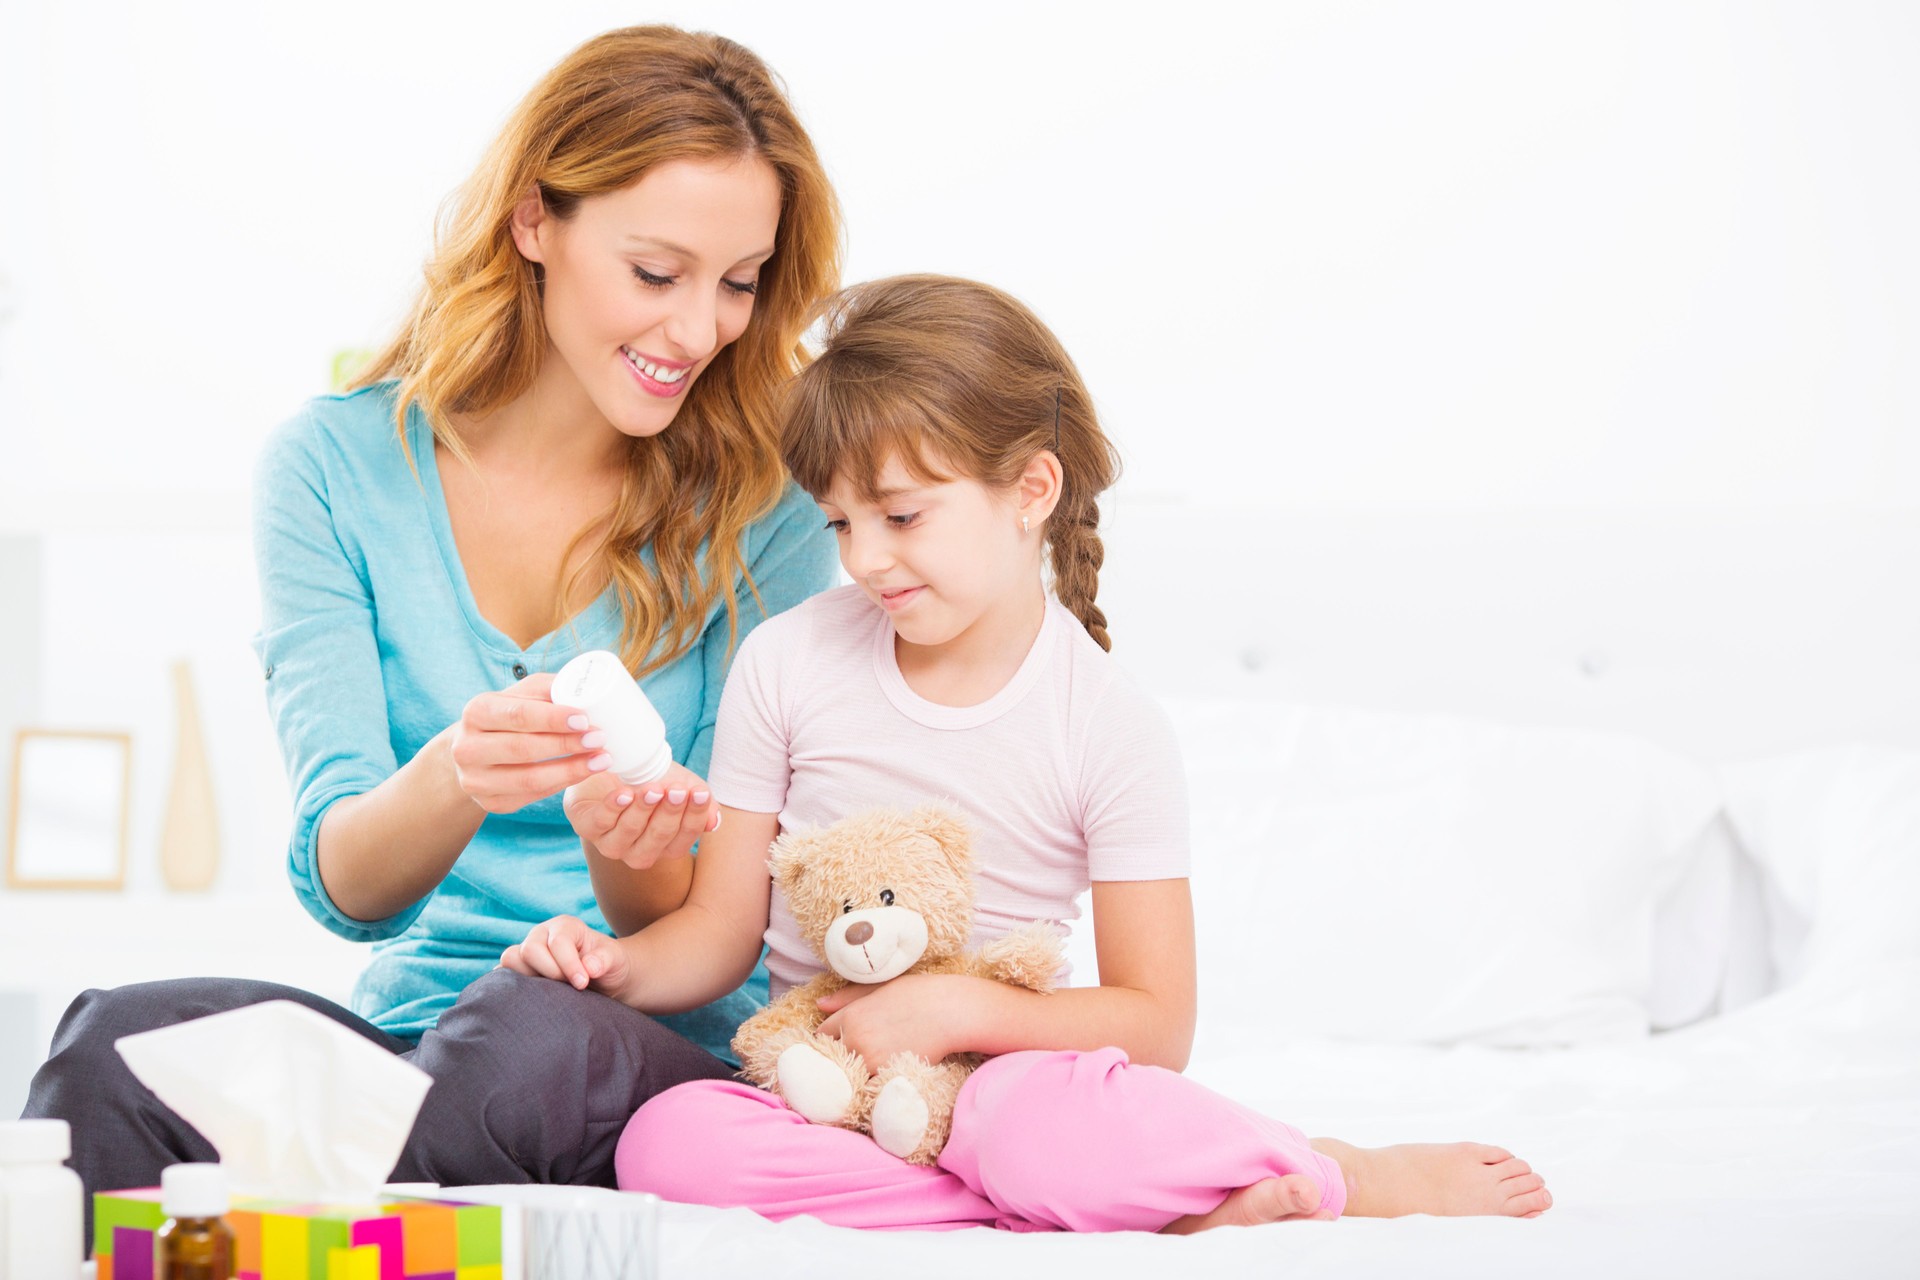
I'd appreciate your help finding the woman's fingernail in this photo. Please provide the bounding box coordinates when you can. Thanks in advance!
[708,811,723,831]
[588,753,612,772]
[643,790,664,805]
[667,789,687,805]
[580,730,607,749]
[691,790,710,806]
[615,791,633,807]
[567,714,590,731]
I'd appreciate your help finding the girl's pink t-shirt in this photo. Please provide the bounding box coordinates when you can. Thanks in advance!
[708,585,1190,998]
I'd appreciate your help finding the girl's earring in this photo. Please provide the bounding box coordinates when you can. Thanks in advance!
[1021,514,1030,533]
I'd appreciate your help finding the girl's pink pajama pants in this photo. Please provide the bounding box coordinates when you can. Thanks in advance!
[614,1045,1347,1232]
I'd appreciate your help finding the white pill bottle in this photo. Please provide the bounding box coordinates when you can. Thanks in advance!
[0,1119,85,1280]
[552,650,674,788]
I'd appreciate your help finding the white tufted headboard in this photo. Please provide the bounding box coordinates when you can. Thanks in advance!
[1093,501,1920,763]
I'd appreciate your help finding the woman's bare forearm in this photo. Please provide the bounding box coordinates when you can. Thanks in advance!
[315,727,484,922]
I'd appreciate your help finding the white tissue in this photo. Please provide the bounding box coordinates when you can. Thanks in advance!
[115,999,433,1203]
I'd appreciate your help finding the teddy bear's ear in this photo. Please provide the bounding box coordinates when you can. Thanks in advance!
[767,831,807,889]
[909,803,973,877]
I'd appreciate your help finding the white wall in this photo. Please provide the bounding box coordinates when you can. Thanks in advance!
[1,0,1915,877]
[1,2,1917,1105]
[1,0,1916,517]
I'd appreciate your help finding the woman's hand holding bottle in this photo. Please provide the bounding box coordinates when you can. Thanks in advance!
[446,672,610,813]
[546,648,718,869]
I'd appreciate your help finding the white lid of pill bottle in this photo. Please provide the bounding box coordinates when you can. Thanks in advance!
[0,1119,70,1165]
[161,1162,229,1219]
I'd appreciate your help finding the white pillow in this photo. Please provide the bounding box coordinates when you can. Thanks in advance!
[1157,698,1723,1050]
[1719,745,1920,985]
[1647,813,1739,1028]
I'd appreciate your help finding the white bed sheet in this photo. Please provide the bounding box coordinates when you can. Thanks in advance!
[457,960,1920,1279]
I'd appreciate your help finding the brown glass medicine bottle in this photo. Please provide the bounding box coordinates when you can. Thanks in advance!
[155,1163,233,1280]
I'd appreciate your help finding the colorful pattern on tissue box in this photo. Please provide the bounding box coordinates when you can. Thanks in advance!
[93,1188,502,1280]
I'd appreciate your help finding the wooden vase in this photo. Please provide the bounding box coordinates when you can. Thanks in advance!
[158,659,220,891]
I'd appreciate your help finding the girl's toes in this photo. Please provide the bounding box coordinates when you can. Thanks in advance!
[1473,1144,1514,1165]
[1504,1172,1545,1197]
[1161,1174,1326,1233]
[1494,1156,1531,1178]
[1242,1175,1322,1224]
[1279,1174,1319,1214]
[1506,1187,1553,1217]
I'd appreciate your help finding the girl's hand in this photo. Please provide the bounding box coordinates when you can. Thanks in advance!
[500,914,631,998]
[564,761,720,871]
[815,974,979,1065]
[449,672,606,813]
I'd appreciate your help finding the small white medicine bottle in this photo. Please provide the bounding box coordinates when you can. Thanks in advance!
[0,1118,85,1280]
[552,649,673,786]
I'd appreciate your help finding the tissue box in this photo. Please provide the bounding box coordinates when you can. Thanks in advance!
[94,1189,502,1280]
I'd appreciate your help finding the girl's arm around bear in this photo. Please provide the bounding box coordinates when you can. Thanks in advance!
[816,878,1198,1071]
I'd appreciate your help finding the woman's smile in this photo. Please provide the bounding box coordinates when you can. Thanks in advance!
[621,345,693,397]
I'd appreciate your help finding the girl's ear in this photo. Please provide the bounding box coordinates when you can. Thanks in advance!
[1016,450,1063,529]
[509,186,550,265]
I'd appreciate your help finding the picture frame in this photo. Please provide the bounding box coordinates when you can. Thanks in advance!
[6,728,132,891]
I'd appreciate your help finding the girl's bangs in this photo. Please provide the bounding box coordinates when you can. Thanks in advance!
[782,367,957,503]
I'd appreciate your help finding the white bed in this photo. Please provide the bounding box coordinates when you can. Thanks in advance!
[471,506,1920,1277]
[473,965,1920,1277]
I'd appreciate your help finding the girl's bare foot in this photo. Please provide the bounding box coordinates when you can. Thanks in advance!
[1160,1174,1334,1233]
[1309,1138,1552,1218]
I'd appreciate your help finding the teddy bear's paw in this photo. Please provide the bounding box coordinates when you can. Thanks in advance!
[870,1076,933,1161]
[776,1043,857,1124]
[977,921,1065,993]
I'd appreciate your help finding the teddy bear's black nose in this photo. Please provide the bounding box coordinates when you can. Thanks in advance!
[844,921,875,945]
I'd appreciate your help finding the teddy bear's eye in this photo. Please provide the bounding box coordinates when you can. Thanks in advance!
[879,889,895,906]
[842,901,853,914]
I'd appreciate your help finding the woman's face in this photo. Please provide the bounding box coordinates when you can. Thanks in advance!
[515,155,782,439]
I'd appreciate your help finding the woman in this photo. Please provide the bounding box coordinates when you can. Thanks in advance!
[23,23,843,1244]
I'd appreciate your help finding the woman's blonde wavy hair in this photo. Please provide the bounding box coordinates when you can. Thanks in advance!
[780,275,1122,650]
[353,25,842,676]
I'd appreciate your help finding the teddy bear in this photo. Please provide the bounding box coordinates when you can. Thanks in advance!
[729,804,1064,1164]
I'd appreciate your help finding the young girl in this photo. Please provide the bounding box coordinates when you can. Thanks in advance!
[504,275,1553,1231]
